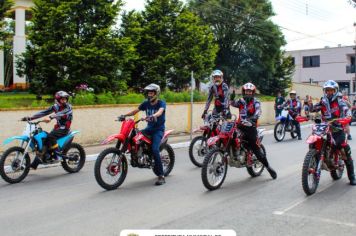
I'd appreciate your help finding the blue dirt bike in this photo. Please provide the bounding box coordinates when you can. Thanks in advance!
[0,120,86,184]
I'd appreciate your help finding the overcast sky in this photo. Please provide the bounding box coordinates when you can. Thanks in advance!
[122,0,356,51]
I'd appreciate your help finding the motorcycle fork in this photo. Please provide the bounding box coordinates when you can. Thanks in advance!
[18,139,32,167]
[315,142,327,179]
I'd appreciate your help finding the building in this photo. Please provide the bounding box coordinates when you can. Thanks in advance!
[286,45,356,94]
[0,0,34,90]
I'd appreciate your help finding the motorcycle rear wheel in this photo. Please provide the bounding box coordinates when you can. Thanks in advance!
[201,147,227,191]
[302,149,320,196]
[152,144,175,177]
[61,143,86,173]
[246,145,266,177]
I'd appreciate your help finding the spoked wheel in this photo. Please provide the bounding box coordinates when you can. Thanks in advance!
[189,136,208,167]
[274,122,286,142]
[94,147,128,190]
[153,144,175,177]
[61,143,86,173]
[0,147,31,184]
[201,148,227,191]
[330,153,344,180]
[246,145,265,177]
[302,149,320,196]
[290,123,297,139]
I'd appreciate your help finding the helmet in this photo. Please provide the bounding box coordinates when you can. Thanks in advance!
[289,90,297,95]
[323,80,339,99]
[211,70,223,85]
[144,83,160,102]
[54,91,70,104]
[241,82,256,95]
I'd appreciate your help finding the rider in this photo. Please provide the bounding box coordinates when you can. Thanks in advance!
[283,90,302,140]
[202,69,231,119]
[120,84,166,186]
[230,82,277,179]
[309,80,356,185]
[274,91,285,118]
[21,91,72,169]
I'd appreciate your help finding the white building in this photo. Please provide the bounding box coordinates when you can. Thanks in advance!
[286,45,356,94]
[0,0,34,90]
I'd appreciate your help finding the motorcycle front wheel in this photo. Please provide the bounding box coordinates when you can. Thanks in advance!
[201,148,228,191]
[188,136,208,167]
[302,149,320,196]
[94,147,128,190]
[0,147,31,184]
[274,121,286,142]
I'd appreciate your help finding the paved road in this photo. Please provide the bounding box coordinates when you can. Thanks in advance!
[0,125,355,236]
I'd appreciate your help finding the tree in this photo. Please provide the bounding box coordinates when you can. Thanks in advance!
[189,0,294,95]
[17,0,136,94]
[121,0,218,91]
[0,0,13,46]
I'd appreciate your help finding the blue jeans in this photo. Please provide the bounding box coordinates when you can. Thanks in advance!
[142,127,164,176]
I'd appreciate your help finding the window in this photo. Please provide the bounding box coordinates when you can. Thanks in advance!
[291,57,295,65]
[302,55,320,68]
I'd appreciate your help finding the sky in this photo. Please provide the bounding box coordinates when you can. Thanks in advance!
[122,0,356,51]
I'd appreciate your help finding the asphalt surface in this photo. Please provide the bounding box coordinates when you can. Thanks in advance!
[0,124,355,236]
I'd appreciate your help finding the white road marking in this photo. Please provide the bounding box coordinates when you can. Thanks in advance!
[281,212,356,228]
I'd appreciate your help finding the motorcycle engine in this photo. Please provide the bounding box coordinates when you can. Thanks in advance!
[229,146,245,168]
[136,144,151,168]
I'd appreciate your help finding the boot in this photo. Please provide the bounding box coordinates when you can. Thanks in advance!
[345,160,356,186]
[266,166,277,179]
[30,156,42,170]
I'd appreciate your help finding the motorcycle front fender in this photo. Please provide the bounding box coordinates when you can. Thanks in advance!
[101,134,125,145]
[207,136,220,147]
[3,135,30,145]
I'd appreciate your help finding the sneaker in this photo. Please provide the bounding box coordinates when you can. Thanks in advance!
[155,176,166,186]
[348,135,352,141]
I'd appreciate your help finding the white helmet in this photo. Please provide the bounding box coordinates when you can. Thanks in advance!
[211,69,223,85]
[323,80,339,100]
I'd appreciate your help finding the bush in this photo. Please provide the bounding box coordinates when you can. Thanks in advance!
[116,93,144,104]
[97,92,116,104]
[72,92,96,105]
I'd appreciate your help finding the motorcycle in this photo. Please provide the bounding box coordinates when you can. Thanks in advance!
[300,116,351,196]
[188,112,223,167]
[94,117,175,190]
[201,116,266,191]
[274,107,309,142]
[351,105,356,124]
[0,120,86,184]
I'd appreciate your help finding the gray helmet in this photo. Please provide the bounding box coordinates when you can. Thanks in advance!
[144,83,160,102]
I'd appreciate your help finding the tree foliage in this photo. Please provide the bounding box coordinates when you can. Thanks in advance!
[121,0,218,91]
[189,0,294,95]
[0,0,13,46]
[17,0,137,94]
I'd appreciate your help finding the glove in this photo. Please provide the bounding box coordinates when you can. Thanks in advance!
[118,115,126,121]
[146,115,157,122]
[21,116,30,121]
[201,110,207,119]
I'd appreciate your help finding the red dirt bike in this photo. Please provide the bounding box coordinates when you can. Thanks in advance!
[300,116,351,196]
[201,116,266,191]
[94,117,175,190]
[188,111,223,167]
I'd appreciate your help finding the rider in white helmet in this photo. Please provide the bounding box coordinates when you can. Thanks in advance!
[202,69,230,119]
[282,90,302,140]
[309,80,356,185]
[230,82,277,179]
[120,83,167,186]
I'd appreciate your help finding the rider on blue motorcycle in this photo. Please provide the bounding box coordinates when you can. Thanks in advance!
[283,90,302,140]
[230,82,277,179]
[119,84,167,186]
[21,91,72,169]
[308,80,356,185]
[202,69,231,119]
